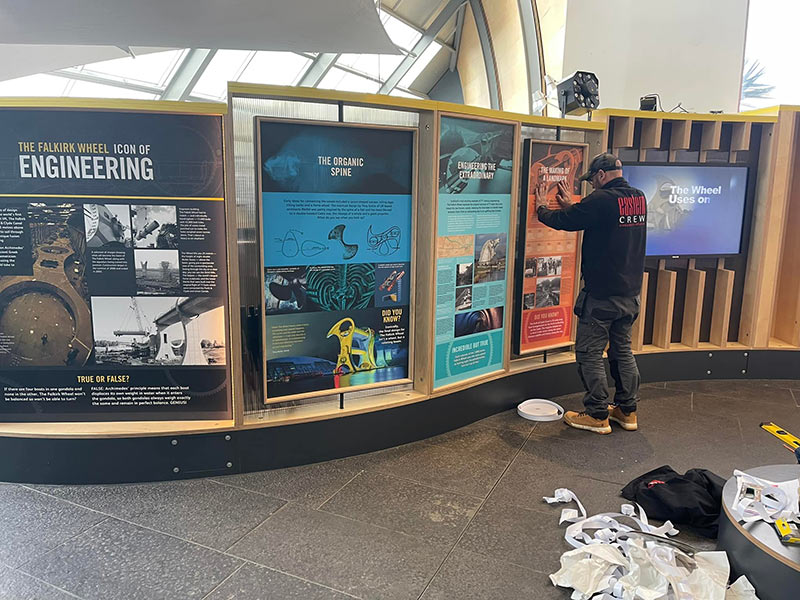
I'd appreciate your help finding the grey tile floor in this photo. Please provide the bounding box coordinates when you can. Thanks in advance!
[2,378,799,599]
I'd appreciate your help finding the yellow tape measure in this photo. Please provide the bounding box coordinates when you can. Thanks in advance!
[774,519,800,545]
[759,424,800,543]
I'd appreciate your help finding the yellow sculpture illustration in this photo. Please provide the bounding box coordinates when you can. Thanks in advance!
[326,317,378,374]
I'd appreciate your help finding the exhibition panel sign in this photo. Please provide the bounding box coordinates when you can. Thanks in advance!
[514,140,586,354]
[258,119,414,401]
[0,108,231,421]
[433,115,515,388]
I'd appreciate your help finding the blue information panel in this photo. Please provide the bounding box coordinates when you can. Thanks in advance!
[433,116,515,388]
[258,119,414,400]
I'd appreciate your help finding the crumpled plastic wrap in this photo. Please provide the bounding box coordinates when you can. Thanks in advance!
[543,488,760,600]
[730,469,800,524]
[725,576,759,600]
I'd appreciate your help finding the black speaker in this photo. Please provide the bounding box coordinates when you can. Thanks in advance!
[556,71,600,116]
[640,95,658,111]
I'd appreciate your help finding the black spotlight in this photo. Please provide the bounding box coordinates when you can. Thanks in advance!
[556,71,599,117]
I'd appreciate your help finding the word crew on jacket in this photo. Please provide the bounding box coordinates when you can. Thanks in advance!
[537,177,647,299]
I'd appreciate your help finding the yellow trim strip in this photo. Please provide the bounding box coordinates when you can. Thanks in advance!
[597,107,776,123]
[739,106,781,116]
[228,82,606,131]
[0,193,224,201]
[0,97,226,115]
[438,101,605,129]
[229,81,432,110]
[743,104,800,116]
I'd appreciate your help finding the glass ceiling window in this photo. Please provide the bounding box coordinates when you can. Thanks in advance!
[239,52,311,87]
[380,10,422,52]
[71,49,186,88]
[0,74,70,97]
[193,50,254,100]
[65,80,158,100]
[330,10,427,86]
[336,53,403,82]
[319,68,381,94]
[399,41,443,89]
[0,5,445,102]
[741,1,796,110]
[389,87,422,99]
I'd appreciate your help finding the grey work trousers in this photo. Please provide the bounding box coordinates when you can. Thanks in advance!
[574,289,641,419]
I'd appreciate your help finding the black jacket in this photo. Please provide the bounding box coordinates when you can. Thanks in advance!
[537,177,646,298]
[621,466,725,538]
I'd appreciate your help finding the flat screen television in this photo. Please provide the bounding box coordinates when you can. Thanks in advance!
[622,164,749,257]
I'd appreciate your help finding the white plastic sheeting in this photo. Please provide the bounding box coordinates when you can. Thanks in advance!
[544,488,759,600]
[0,1,399,54]
[731,469,800,524]
[0,45,168,84]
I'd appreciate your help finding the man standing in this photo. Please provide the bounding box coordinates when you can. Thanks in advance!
[535,153,647,434]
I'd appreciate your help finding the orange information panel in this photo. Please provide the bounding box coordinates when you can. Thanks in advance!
[513,139,587,355]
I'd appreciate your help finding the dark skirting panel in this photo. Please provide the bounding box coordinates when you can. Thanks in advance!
[0,349,792,484]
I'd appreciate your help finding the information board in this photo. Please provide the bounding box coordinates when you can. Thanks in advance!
[0,108,231,421]
[514,139,586,354]
[433,116,515,388]
[258,119,414,401]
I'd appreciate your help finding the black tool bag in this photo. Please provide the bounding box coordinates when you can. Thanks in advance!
[621,465,726,538]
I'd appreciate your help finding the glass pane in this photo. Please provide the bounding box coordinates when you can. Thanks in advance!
[336,53,404,81]
[399,42,443,89]
[319,68,380,93]
[742,1,796,109]
[77,50,186,87]
[239,52,311,86]
[389,88,422,99]
[192,50,254,99]
[538,0,567,83]
[66,80,158,100]
[0,74,70,96]
[380,11,422,52]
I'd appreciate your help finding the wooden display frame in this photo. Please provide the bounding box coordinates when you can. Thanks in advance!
[0,87,789,440]
[254,117,418,404]
[0,99,237,424]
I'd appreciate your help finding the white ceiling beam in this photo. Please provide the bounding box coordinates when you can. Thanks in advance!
[378,0,465,94]
[298,53,340,87]
[50,68,165,95]
[161,48,217,101]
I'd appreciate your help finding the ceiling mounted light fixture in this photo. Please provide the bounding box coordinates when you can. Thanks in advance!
[556,71,600,117]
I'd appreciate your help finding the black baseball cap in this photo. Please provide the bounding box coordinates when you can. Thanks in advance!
[578,152,623,182]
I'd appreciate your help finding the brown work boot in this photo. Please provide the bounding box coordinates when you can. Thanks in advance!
[608,405,638,431]
[563,411,611,434]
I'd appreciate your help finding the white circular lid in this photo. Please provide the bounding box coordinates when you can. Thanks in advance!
[517,398,564,422]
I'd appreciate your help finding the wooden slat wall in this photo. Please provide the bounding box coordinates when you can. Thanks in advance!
[632,271,649,351]
[710,258,736,347]
[739,115,794,347]
[653,261,677,349]
[639,119,662,161]
[772,114,800,346]
[606,111,774,353]
[681,259,705,348]
[699,121,722,162]
[612,116,635,153]
[730,121,752,163]
[669,119,692,161]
